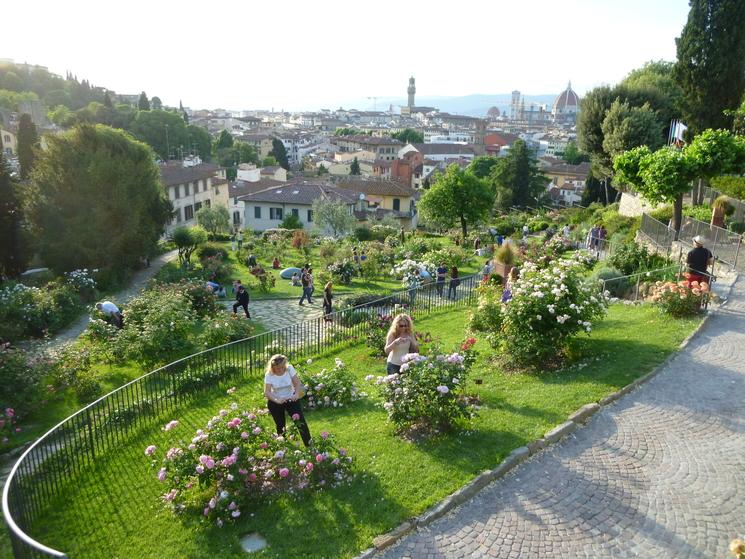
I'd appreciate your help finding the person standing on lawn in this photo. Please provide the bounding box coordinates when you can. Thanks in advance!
[233,284,250,318]
[322,281,333,322]
[686,235,714,284]
[447,266,460,300]
[384,313,419,374]
[263,354,312,446]
[435,261,447,297]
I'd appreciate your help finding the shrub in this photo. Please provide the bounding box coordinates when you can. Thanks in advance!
[200,255,231,283]
[197,243,229,262]
[390,259,435,286]
[0,282,83,342]
[299,358,365,409]
[146,406,353,526]
[649,280,708,317]
[319,240,337,260]
[426,246,470,269]
[0,345,46,416]
[291,230,311,252]
[729,221,745,234]
[470,254,608,368]
[74,371,103,404]
[280,214,303,230]
[354,227,373,242]
[198,315,255,348]
[370,224,398,242]
[684,204,714,222]
[402,237,441,259]
[327,260,355,284]
[365,313,394,356]
[608,242,671,276]
[64,268,98,301]
[0,406,21,446]
[176,279,221,318]
[495,244,515,265]
[369,347,475,434]
[592,267,628,298]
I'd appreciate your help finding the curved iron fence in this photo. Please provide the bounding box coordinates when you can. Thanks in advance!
[2,274,482,558]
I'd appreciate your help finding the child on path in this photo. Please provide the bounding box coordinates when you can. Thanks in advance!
[263,354,312,446]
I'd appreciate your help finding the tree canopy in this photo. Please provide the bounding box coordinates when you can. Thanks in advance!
[350,157,361,175]
[311,198,356,238]
[674,0,745,133]
[0,152,28,277]
[418,164,494,238]
[270,139,290,171]
[29,124,172,279]
[467,156,500,179]
[391,128,423,144]
[17,113,39,180]
[138,92,150,111]
[488,139,548,211]
[196,206,230,239]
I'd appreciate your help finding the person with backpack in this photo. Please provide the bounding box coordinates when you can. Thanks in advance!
[299,267,313,305]
[233,284,250,318]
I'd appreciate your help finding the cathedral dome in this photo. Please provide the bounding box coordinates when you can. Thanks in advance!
[487,106,501,118]
[552,81,580,114]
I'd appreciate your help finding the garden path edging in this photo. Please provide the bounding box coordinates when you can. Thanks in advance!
[355,280,737,558]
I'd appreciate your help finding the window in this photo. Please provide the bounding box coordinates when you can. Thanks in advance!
[202,179,207,192]
[184,182,190,196]
[184,205,194,221]
[393,198,400,211]
[193,181,199,193]
[194,201,202,213]
[233,211,241,225]
[307,209,313,223]
[254,206,262,219]
[174,185,181,199]
[270,207,283,220]
[291,208,299,217]
[3,135,9,143]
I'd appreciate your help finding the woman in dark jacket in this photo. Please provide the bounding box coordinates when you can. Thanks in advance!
[322,281,333,322]
[447,266,460,300]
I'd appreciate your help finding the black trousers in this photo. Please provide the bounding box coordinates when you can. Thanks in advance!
[233,301,250,317]
[267,399,311,446]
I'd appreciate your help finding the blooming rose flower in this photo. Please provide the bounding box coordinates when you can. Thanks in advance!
[279,468,290,478]
[291,413,300,421]
[157,468,167,482]
[436,385,450,394]
[144,445,157,456]
[163,420,179,431]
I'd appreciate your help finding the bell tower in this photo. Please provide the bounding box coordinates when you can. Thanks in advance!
[407,76,416,109]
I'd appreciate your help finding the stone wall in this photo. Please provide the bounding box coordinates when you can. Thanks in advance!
[619,192,661,217]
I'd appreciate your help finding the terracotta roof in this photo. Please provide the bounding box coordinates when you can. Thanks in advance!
[542,161,590,177]
[230,178,286,198]
[159,162,222,186]
[336,177,414,197]
[412,143,475,155]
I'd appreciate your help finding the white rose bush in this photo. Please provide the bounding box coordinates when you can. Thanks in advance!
[470,253,608,369]
[390,259,435,287]
[299,358,367,410]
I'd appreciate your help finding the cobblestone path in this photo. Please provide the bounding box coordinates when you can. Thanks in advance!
[376,276,745,559]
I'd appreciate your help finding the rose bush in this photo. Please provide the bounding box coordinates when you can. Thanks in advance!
[390,259,435,287]
[649,280,708,317]
[198,315,255,348]
[298,358,366,410]
[368,347,475,434]
[146,406,353,526]
[470,253,608,368]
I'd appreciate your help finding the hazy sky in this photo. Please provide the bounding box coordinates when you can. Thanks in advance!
[3,0,690,111]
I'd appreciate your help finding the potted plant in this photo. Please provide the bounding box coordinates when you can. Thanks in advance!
[711,195,734,229]
[492,243,515,279]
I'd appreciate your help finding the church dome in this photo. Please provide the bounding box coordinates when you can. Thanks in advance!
[552,81,580,114]
[487,106,501,118]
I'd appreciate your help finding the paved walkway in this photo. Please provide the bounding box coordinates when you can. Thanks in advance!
[376,276,745,559]
[225,297,324,332]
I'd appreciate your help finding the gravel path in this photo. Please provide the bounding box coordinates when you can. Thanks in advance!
[375,276,745,559]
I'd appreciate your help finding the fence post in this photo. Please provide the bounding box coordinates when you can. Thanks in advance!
[735,236,742,271]
[635,275,641,302]
[84,408,96,461]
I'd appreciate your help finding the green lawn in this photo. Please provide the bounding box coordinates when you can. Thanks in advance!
[14,305,699,559]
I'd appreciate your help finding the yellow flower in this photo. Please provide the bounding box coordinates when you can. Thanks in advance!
[730,539,745,556]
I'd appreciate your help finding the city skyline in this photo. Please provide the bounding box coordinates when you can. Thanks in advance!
[3,0,690,111]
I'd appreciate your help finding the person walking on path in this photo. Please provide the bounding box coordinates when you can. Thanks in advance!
[233,284,250,318]
[95,301,124,328]
[436,262,447,297]
[384,313,419,374]
[299,267,313,305]
[263,354,312,446]
[447,266,460,300]
[322,281,333,322]
[686,235,714,285]
[236,230,244,252]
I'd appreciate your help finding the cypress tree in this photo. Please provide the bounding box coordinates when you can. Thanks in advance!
[0,152,27,277]
[674,0,745,133]
[138,91,150,111]
[17,113,39,180]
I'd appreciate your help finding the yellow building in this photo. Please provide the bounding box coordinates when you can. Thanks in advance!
[1,128,17,156]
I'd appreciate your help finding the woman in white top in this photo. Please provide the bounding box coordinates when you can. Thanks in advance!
[384,314,420,374]
[263,354,312,446]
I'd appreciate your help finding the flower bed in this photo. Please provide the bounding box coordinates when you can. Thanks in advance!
[299,358,366,410]
[146,403,353,527]
[649,280,708,317]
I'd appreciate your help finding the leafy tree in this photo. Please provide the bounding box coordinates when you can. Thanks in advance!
[317,163,329,176]
[214,129,234,150]
[47,105,76,127]
[138,91,150,111]
[0,153,28,277]
[103,91,113,108]
[262,156,278,167]
[558,141,588,164]
[280,213,303,229]
[1,71,23,92]
[29,124,172,278]
[418,164,494,238]
[270,139,290,171]
[172,226,208,265]
[182,110,189,124]
[580,173,614,206]
[129,109,189,160]
[391,128,423,144]
[350,156,361,175]
[467,155,500,179]
[334,127,362,136]
[236,141,259,165]
[44,89,72,108]
[311,198,356,238]
[151,96,163,110]
[619,60,682,132]
[187,125,212,161]
[601,100,663,164]
[17,113,39,180]
[674,0,745,133]
[196,206,230,238]
[489,139,548,211]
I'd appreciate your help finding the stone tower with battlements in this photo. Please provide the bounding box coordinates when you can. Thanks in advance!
[407,77,416,109]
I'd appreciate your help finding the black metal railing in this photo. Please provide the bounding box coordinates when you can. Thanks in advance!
[2,274,482,558]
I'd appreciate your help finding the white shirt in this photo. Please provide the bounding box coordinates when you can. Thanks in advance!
[387,337,414,366]
[264,364,298,400]
[99,301,120,315]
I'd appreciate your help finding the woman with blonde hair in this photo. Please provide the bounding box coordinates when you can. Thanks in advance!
[322,281,333,322]
[384,313,419,374]
[263,354,312,446]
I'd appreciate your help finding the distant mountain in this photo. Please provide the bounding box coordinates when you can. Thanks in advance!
[338,93,559,117]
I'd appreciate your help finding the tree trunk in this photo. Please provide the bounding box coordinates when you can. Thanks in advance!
[460,215,468,240]
[672,193,683,241]
[603,177,610,206]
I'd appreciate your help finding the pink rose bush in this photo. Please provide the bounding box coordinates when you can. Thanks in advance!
[470,253,607,368]
[145,404,353,526]
[0,407,20,445]
[369,346,475,434]
[298,358,366,410]
[649,280,708,317]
